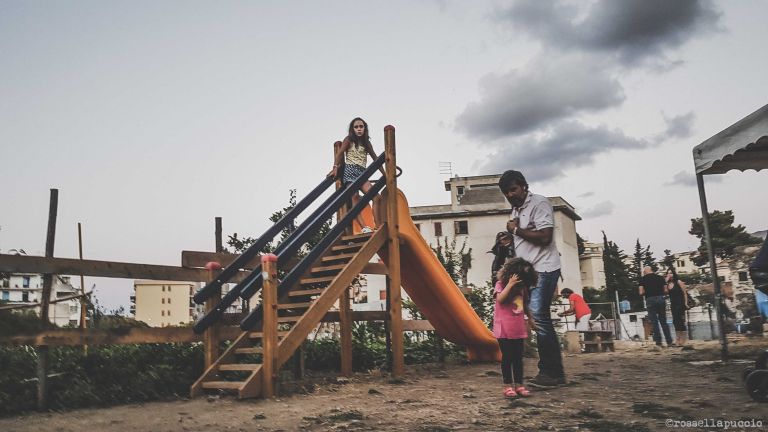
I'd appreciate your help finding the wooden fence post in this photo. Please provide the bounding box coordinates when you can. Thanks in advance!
[383,126,404,378]
[261,254,279,398]
[203,261,222,370]
[334,140,354,376]
[37,188,58,411]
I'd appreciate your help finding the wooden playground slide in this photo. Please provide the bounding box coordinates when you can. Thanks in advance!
[379,189,501,362]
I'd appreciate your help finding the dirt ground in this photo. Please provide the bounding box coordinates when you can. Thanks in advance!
[2,338,767,432]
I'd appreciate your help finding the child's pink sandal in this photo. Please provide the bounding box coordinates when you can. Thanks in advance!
[503,387,517,399]
[515,386,531,397]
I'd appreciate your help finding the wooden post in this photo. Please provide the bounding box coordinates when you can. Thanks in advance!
[38,188,58,411]
[203,261,222,370]
[333,140,354,376]
[339,285,353,376]
[77,223,87,354]
[383,126,404,377]
[261,254,279,398]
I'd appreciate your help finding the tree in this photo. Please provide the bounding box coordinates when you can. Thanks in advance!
[431,237,472,286]
[689,210,760,266]
[602,231,642,310]
[576,233,586,256]
[662,249,675,270]
[227,189,332,256]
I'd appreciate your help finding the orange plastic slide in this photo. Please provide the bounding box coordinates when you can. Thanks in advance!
[379,189,501,361]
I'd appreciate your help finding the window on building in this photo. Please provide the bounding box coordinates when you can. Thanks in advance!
[454,220,468,235]
[2,291,9,301]
[162,298,165,304]
[162,286,165,292]
[456,186,464,196]
[434,222,442,237]
[70,305,78,314]
[739,271,748,282]
[168,297,171,304]
[629,315,637,322]
[677,260,685,267]
[22,276,30,288]
[22,292,29,302]
[161,310,165,316]
[379,290,387,300]
[719,276,725,282]
[167,310,171,316]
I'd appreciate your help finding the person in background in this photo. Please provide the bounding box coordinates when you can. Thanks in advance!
[493,258,537,399]
[490,231,515,285]
[665,268,689,346]
[557,288,592,331]
[749,235,768,296]
[639,266,675,347]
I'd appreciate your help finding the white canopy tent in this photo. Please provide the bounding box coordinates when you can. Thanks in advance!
[692,103,768,360]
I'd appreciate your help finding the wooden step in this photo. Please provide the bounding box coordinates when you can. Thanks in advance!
[341,233,373,242]
[249,331,289,339]
[289,288,325,297]
[201,381,243,390]
[322,253,356,263]
[300,275,336,285]
[311,264,345,274]
[278,301,312,310]
[277,316,301,323]
[219,363,261,371]
[331,243,363,252]
[235,347,263,355]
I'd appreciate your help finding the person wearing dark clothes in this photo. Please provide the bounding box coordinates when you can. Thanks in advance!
[665,268,689,346]
[750,235,768,296]
[639,266,675,347]
[490,231,516,285]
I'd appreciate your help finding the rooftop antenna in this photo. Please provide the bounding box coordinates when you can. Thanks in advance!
[438,161,452,176]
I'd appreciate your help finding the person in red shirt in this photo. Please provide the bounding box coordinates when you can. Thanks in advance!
[557,288,592,331]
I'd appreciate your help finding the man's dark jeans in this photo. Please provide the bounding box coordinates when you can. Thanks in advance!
[528,269,564,378]
[646,295,673,345]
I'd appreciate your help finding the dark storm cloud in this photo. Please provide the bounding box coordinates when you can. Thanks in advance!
[497,0,721,66]
[455,56,625,140]
[664,170,721,187]
[579,201,615,218]
[660,111,696,140]
[481,121,649,182]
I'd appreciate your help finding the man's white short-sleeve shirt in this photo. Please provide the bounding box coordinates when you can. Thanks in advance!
[511,192,561,273]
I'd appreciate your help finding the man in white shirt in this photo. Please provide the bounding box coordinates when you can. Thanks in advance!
[499,170,565,388]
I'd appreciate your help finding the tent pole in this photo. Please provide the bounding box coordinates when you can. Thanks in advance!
[696,173,728,360]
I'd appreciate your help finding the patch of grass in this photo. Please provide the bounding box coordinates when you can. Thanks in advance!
[327,409,364,421]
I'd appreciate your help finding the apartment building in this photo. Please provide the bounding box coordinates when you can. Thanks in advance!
[580,242,606,291]
[132,280,204,327]
[0,272,82,326]
[355,174,583,312]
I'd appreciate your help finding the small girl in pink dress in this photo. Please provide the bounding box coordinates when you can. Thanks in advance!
[494,257,538,398]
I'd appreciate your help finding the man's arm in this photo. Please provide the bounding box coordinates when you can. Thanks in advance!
[506,219,553,246]
[639,284,645,296]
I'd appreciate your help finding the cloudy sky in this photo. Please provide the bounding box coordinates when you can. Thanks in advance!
[1,0,766,311]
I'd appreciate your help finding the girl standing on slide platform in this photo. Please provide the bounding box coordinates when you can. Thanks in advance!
[328,117,380,233]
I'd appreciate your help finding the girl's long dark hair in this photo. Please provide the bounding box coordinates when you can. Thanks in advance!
[666,266,680,283]
[347,117,371,148]
[499,257,538,289]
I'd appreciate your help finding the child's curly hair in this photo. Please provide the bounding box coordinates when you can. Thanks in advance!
[498,257,538,289]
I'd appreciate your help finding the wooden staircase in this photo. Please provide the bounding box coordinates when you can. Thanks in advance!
[190,226,387,398]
